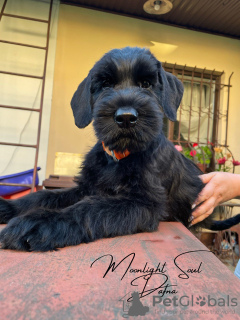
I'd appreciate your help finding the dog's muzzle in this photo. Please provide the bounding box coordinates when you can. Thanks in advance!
[114,107,138,128]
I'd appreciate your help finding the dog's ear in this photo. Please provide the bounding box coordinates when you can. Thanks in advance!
[71,73,92,128]
[157,62,184,121]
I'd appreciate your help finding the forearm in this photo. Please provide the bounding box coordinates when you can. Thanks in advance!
[62,196,161,241]
[0,187,84,223]
[0,195,164,251]
[227,173,240,200]
[15,187,83,211]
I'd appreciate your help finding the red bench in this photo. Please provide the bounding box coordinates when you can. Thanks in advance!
[0,222,239,319]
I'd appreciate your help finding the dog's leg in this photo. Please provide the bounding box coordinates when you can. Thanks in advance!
[0,195,165,251]
[0,187,83,224]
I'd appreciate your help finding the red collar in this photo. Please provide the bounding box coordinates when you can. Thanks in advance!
[102,141,130,162]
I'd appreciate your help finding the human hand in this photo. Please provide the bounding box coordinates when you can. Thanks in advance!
[190,172,240,226]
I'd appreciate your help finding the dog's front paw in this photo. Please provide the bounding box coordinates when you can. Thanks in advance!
[0,197,18,224]
[0,210,70,251]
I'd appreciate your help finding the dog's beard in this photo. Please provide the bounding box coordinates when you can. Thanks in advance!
[106,135,144,153]
[93,122,144,152]
[94,117,162,153]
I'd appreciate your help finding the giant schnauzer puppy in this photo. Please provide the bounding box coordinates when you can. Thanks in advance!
[0,47,205,252]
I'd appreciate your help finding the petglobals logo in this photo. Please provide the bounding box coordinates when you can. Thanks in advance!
[153,295,238,308]
[120,291,150,318]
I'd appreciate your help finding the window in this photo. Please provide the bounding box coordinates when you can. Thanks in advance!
[163,63,233,171]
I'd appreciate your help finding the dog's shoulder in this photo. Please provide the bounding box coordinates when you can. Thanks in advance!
[154,136,202,177]
[74,142,106,183]
[84,142,106,164]
[149,137,204,225]
[154,137,204,197]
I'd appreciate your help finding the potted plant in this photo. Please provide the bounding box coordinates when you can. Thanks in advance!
[214,147,240,172]
[175,143,212,172]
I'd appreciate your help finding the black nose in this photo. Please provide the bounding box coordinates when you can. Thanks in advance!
[114,107,138,128]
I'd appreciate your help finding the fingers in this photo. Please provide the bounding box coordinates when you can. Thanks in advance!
[190,207,214,226]
[190,172,240,227]
[191,195,218,225]
[198,172,217,185]
[193,194,216,216]
[192,181,215,208]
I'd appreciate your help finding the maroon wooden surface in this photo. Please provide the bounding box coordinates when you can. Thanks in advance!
[42,175,77,189]
[0,222,240,319]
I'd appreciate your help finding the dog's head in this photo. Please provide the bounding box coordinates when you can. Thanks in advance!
[71,47,183,153]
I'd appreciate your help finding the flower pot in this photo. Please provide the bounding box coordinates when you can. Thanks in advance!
[197,163,207,173]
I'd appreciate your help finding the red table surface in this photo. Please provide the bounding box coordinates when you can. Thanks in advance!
[0,222,240,320]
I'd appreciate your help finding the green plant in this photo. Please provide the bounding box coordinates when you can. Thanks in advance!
[175,143,240,172]
[181,143,212,165]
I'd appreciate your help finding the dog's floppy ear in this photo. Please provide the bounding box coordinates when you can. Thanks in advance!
[71,73,92,128]
[157,62,184,122]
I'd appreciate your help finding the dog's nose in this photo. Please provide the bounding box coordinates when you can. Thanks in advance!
[114,107,138,128]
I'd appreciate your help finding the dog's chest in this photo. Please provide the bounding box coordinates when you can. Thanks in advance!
[92,157,164,199]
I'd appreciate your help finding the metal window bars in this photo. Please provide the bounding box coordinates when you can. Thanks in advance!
[163,62,233,172]
[0,0,53,192]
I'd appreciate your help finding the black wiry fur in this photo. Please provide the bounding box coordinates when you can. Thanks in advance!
[0,47,204,251]
[210,214,240,231]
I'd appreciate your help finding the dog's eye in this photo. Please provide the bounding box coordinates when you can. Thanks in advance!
[138,80,151,89]
[102,80,113,89]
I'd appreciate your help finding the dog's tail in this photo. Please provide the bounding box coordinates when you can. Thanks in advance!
[208,214,240,231]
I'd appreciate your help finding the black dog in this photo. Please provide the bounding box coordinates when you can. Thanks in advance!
[0,47,204,252]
